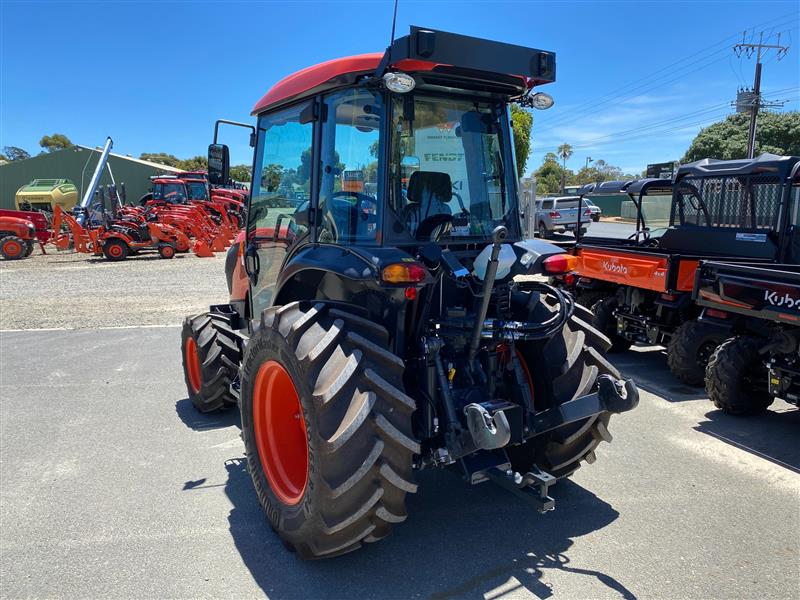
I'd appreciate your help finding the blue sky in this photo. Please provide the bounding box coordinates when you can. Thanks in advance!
[1,1,798,177]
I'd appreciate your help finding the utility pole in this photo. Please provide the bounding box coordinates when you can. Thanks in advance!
[734,31,789,158]
[585,156,593,170]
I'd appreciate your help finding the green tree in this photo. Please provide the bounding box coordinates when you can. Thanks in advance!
[229,164,252,182]
[682,111,800,162]
[2,146,31,161]
[557,143,573,192]
[510,104,533,176]
[535,152,572,195]
[39,133,73,152]
[140,152,181,167]
[176,156,208,171]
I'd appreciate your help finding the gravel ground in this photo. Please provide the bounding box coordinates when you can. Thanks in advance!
[0,250,228,330]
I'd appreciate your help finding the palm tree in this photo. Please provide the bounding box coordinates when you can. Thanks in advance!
[557,143,573,193]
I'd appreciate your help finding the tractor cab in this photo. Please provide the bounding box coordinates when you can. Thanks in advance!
[151,178,189,205]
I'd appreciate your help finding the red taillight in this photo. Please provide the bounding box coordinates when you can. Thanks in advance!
[563,273,576,286]
[404,287,417,301]
[705,308,728,319]
[382,262,427,284]
[583,208,592,216]
[549,211,561,219]
[542,254,578,274]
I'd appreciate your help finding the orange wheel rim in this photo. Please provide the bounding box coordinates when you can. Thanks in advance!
[185,337,202,394]
[108,244,122,257]
[2,240,22,257]
[253,360,309,505]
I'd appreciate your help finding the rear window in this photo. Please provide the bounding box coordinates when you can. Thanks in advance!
[555,199,580,209]
[540,200,553,209]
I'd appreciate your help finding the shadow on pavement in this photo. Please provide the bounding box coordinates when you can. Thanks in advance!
[695,405,800,473]
[220,459,633,599]
[609,347,707,402]
[175,398,240,431]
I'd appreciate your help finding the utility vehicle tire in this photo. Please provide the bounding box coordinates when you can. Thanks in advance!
[158,243,176,259]
[510,294,620,479]
[103,238,129,261]
[705,337,773,415]
[0,236,26,260]
[538,222,551,239]
[181,311,241,413]
[590,297,632,353]
[667,319,728,386]
[23,241,34,257]
[240,302,418,559]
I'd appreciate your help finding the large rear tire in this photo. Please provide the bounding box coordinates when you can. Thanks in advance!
[181,311,241,413]
[103,238,129,261]
[240,302,418,559]
[591,297,632,353]
[509,294,621,479]
[705,336,773,415]
[667,319,728,386]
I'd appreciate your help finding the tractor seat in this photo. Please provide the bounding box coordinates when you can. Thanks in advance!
[405,171,453,237]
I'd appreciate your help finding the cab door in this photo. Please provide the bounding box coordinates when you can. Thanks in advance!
[246,100,316,318]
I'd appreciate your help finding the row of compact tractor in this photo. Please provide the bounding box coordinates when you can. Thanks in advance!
[179,27,640,559]
[550,154,800,414]
[49,174,246,261]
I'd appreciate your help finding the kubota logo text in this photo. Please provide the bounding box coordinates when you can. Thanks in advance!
[764,290,800,309]
[602,261,628,275]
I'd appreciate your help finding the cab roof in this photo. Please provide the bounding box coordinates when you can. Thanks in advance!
[252,26,555,115]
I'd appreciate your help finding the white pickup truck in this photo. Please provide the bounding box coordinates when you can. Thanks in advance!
[534,196,593,238]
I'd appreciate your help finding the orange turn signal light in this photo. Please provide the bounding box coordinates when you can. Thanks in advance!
[382,262,427,284]
[542,254,578,275]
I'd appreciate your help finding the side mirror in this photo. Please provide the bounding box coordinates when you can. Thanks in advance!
[208,143,230,186]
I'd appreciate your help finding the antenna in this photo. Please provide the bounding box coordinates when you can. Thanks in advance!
[388,0,399,62]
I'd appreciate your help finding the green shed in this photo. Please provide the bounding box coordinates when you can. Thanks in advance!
[0,146,181,210]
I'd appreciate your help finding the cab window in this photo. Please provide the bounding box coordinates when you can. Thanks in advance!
[318,89,382,244]
[250,102,314,240]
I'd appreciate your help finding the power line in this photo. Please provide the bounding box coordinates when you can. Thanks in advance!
[534,13,799,133]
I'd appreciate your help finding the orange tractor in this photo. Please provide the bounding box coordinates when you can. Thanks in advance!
[0,209,51,259]
[52,205,191,260]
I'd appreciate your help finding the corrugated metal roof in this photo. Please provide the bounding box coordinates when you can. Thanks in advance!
[76,145,183,172]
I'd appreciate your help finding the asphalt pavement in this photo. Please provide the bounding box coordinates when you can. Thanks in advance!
[1,328,797,599]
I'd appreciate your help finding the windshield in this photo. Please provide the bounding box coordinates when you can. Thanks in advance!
[388,94,518,242]
[153,182,187,203]
[186,181,208,200]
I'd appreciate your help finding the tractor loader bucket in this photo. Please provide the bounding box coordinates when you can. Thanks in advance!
[211,236,227,252]
[194,239,214,257]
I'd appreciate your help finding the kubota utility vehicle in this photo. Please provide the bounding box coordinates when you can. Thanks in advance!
[553,154,800,385]
[695,259,800,415]
[181,26,638,559]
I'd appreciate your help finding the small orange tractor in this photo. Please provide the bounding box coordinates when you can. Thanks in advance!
[0,209,51,259]
[52,205,191,260]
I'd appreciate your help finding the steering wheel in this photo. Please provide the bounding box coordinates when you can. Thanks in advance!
[416,213,453,241]
[330,191,378,222]
[451,191,469,215]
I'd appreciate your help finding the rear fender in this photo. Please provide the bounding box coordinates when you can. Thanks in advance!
[272,244,409,329]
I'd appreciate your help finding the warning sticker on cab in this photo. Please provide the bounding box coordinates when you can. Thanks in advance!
[735,233,767,242]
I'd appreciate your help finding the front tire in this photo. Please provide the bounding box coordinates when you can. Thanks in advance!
[509,294,621,479]
[0,236,26,260]
[706,336,773,415]
[181,312,241,412]
[240,302,418,559]
[667,319,728,386]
